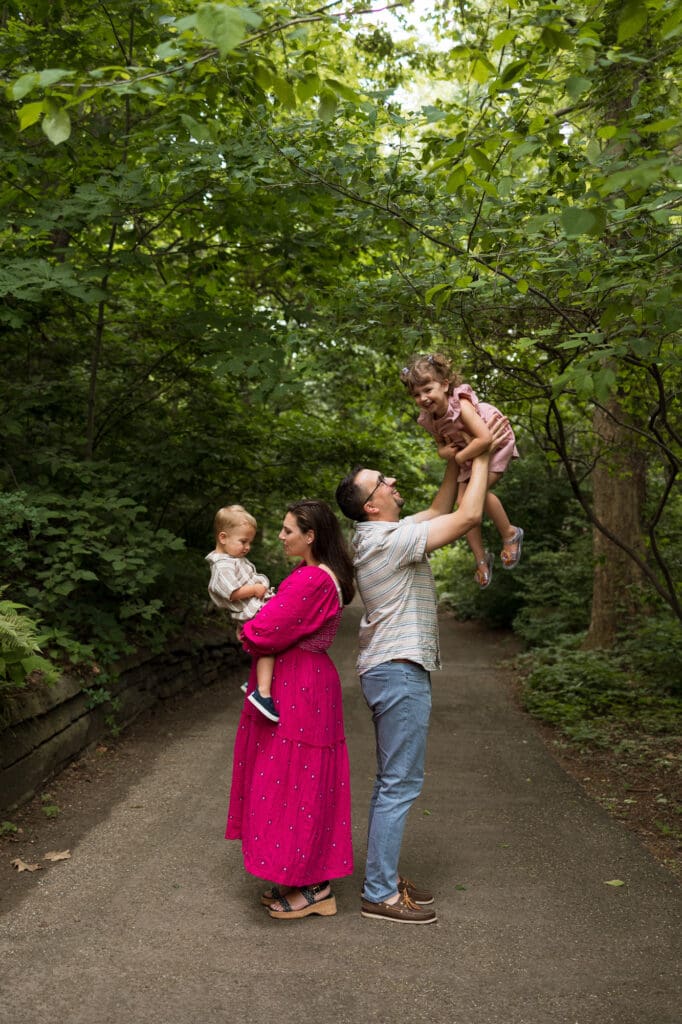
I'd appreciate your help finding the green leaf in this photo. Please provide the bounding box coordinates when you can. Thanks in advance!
[470,147,493,174]
[661,6,682,39]
[54,581,76,596]
[253,63,273,90]
[297,73,320,103]
[445,165,467,192]
[318,90,337,123]
[19,655,49,674]
[422,105,448,123]
[516,279,529,294]
[9,72,39,101]
[471,56,496,84]
[38,69,73,88]
[498,176,514,197]
[594,367,617,402]
[491,29,516,50]
[179,113,213,142]
[195,3,261,56]
[525,214,553,234]
[600,305,622,329]
[511,139,540,160]
[155,40,185,60]
[425,283,451,303]
[617,1,647,43]
[77,570,99,582]
[561,206,606,237]
[604,879,625,887]
[598,159,667,196]
[326,79,361,104]
[499,59,529,86]
[565,76,592,100]
[471,176,498,197]
[638,118,680,134]
[271,76,296,109]
[540,26,572,50]
[41,108,71,146]
[17,101,45,131]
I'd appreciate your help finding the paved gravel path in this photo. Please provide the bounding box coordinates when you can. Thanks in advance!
[1,603,680,1024]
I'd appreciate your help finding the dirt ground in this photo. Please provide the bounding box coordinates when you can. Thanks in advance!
[532,722,682,881]
[497,672,682,883]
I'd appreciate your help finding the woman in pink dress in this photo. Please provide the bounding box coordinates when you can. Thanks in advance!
[401,351,523,589]
[226,499,355,920]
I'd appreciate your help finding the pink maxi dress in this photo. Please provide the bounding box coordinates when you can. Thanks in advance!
[225,563,353,886]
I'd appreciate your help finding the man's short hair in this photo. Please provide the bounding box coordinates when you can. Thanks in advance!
[335,466,368,523]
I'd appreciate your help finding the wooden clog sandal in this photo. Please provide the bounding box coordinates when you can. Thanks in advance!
[267,882,337,920]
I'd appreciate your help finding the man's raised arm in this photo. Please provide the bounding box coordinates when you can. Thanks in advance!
[424,452,490,553]
[412,457,460,525]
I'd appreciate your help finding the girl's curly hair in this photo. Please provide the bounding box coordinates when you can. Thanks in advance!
[399,352,462,396]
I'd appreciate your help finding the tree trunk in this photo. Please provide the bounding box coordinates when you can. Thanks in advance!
[585,399,647,648]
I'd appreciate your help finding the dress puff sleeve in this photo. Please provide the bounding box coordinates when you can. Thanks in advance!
[241,564,340,657]
[451,383,479,413]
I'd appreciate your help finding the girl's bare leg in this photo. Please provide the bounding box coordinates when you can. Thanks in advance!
[458,481,492,588]
[255,655,275,698]
[485,472,516,542]
[486,473,523,565]
[457,482,485,562]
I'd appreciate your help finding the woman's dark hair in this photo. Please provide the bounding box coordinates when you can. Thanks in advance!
[335,466,368,524]
[286,499,355,605]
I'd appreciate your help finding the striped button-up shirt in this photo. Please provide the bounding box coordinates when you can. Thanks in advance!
[352,516,440,676]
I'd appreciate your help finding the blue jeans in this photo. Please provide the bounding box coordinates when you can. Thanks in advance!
[360,660,432,904]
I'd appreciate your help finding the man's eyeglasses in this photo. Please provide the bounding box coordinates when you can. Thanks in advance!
[363,474,386,505]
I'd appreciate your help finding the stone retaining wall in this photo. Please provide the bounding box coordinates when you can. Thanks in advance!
[0,626,247,814]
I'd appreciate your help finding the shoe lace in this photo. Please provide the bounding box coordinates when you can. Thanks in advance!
[400,890,420,911]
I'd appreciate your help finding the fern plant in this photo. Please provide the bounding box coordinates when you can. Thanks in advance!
[0,591,58,696]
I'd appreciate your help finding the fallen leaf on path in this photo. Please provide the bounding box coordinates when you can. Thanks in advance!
[44,850,71,862]
[604,879,625,886]
[11,858,42,872]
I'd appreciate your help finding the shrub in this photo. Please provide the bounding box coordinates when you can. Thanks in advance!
[618,608,682,696]
[512,537,593,647]
[0,482,187,672]
[518,637,682,744]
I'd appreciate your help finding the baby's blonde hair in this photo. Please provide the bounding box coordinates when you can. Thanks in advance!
[400,352,463,396]
[214,504,257,538]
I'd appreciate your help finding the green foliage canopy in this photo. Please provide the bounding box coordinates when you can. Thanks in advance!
[0,0,679,690]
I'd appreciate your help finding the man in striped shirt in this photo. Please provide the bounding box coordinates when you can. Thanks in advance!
[336,434,503,924]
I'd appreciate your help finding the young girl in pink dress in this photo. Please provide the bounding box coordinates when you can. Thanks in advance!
[401,352,523,588]
[226,499,355,920]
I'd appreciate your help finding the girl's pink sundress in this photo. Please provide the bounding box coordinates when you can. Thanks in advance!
[418,383,519,482]
[225,564,353,886]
